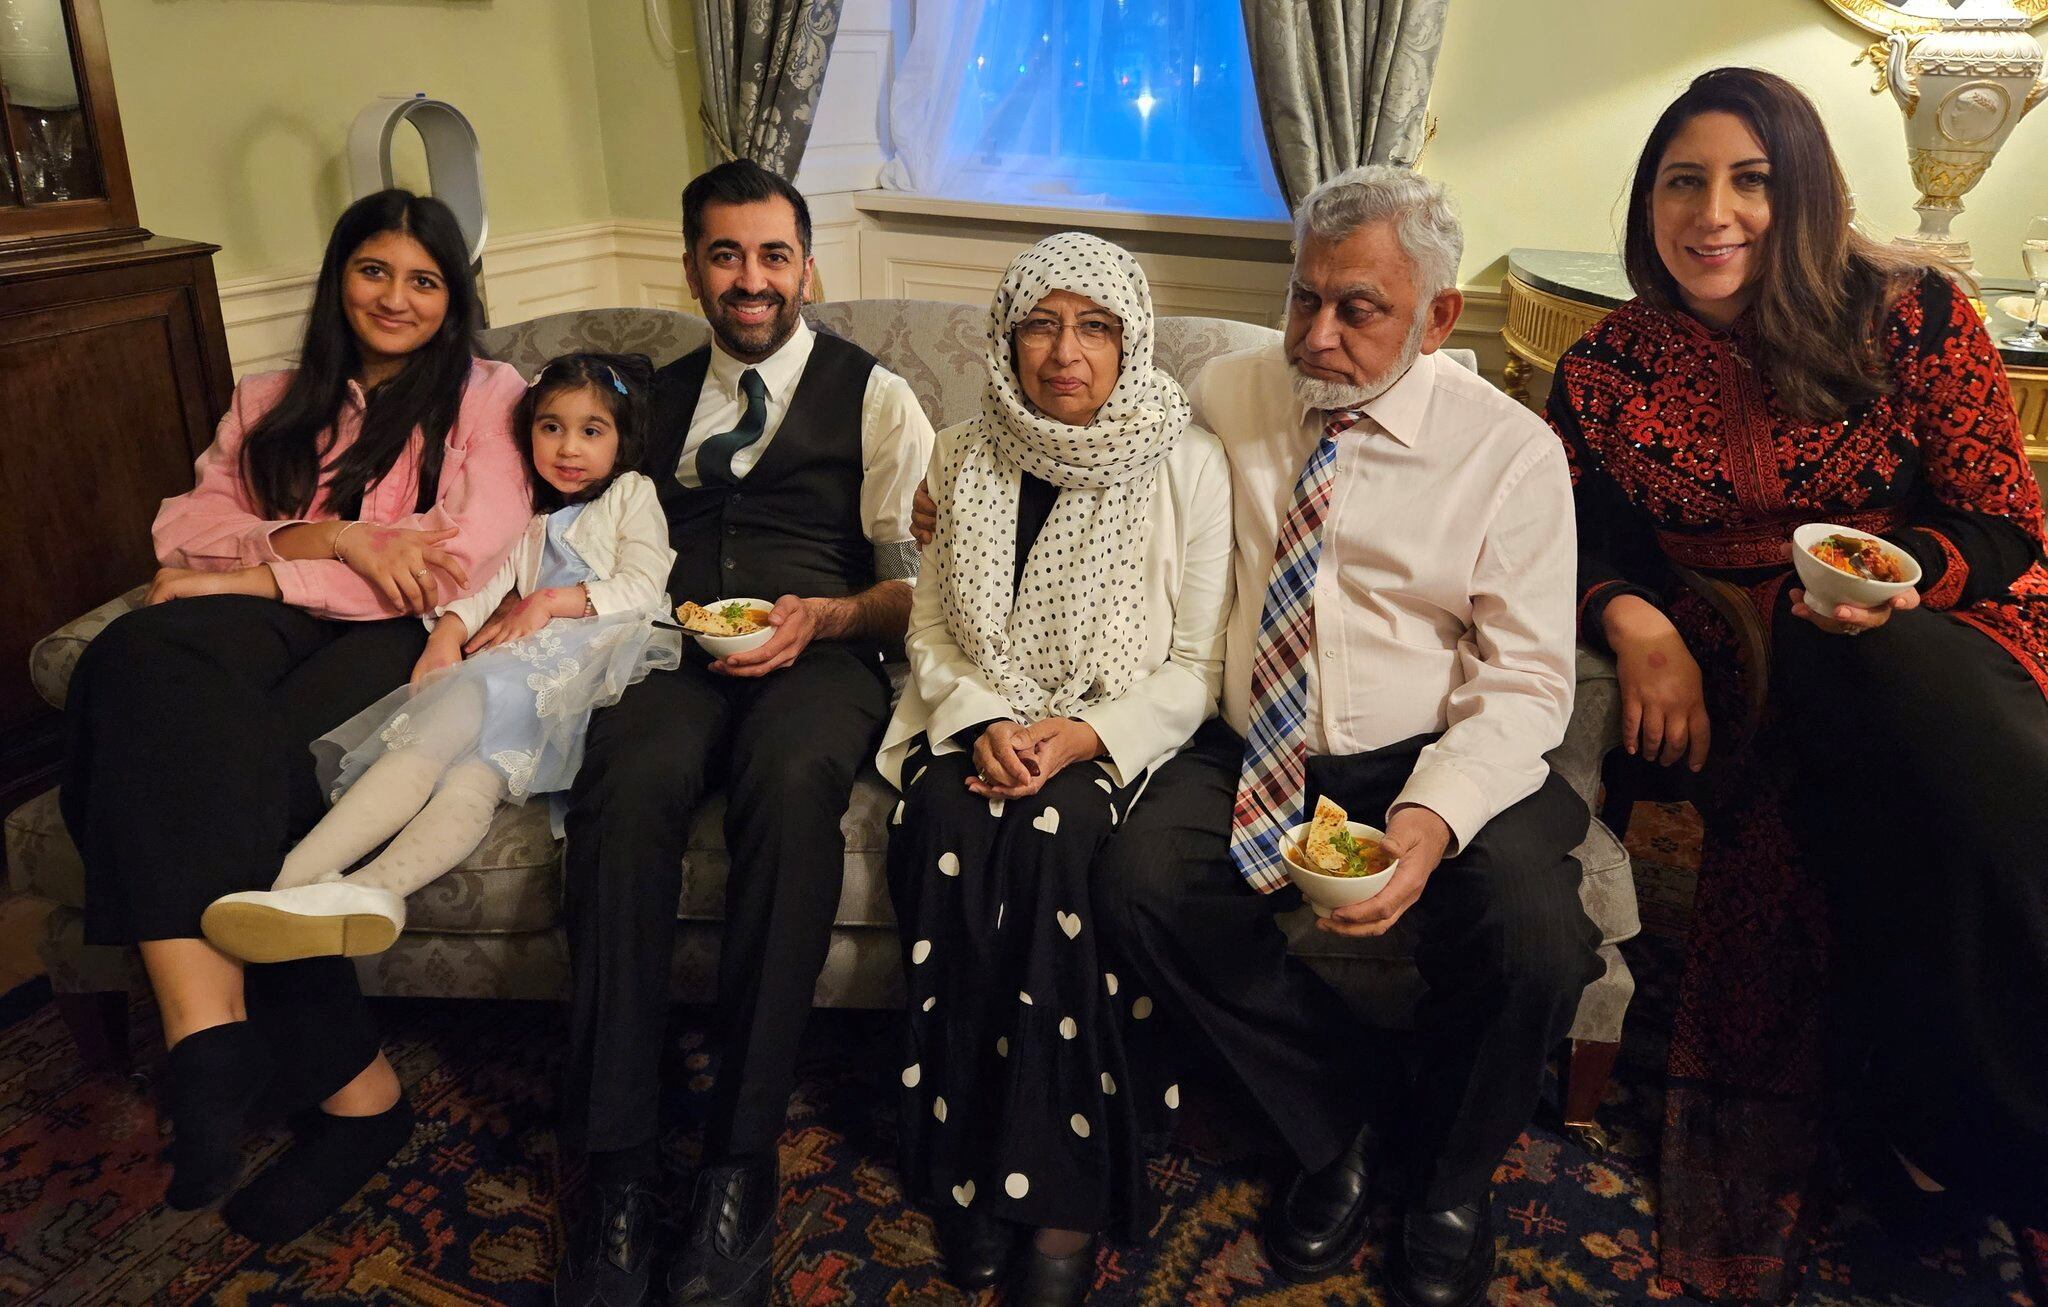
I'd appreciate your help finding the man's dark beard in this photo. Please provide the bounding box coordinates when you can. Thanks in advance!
[708,288,801,361]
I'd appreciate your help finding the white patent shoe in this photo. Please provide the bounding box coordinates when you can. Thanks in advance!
[200,882,407,963]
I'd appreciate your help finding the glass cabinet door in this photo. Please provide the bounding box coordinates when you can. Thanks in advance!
[0,0,139,248]
[0,0,103,208]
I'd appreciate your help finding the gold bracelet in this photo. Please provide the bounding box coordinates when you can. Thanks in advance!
[332,520,364,562]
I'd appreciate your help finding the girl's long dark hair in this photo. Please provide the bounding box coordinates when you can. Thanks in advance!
[240,190,481,518]
[1623,67,1935,423]
[513,353,656,510]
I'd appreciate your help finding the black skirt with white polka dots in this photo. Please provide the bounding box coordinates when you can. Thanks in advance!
[885,733,1179,1238]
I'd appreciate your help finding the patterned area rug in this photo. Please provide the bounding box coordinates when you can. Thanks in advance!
[2,805,2040,1305]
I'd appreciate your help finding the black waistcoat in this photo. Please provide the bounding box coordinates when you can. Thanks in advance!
[648,332,879,606]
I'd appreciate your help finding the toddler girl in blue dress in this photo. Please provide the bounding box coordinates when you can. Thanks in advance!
[201,353,681,962]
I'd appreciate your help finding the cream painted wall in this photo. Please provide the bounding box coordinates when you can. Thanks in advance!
[99,0,615,279]
[1428,0,2048,286]
[585,0,704,223]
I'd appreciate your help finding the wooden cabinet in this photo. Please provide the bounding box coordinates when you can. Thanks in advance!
[0,0,230,812]
[0,237,232,756]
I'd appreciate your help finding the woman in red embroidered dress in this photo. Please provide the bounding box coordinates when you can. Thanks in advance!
[1548,68,2048,1302]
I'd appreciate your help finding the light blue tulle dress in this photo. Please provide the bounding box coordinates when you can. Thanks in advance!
[315,502,681,808]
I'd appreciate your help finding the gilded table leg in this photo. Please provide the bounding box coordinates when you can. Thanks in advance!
[1502,351,1532,409]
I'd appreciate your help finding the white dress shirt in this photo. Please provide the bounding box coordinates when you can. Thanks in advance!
[677,319,935,579]
[1189,343,1577,853]
[877,420,1234,789]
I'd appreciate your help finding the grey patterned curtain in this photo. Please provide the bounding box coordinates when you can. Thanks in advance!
[694,0,844,178]
[1240,0,1451,209]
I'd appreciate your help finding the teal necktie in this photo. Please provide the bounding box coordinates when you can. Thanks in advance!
[695,369,768,488]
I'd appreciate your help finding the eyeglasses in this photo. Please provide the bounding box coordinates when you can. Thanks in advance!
[1013,316,1122,350]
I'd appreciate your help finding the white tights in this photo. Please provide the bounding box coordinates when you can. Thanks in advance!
[274,684,506,898]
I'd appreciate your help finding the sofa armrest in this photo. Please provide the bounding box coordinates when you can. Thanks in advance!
[1548,645,1622,812]
[29,586,149,711]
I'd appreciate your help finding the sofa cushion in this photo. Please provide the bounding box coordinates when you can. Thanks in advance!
[476,302,1279,436]
[6,788,83,906]
[29,586,145,712]
[10,778,1637,958]
[476,308,712,380]
[5,773,904,938]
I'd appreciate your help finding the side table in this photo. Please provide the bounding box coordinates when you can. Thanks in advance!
[1500,248,2048,470]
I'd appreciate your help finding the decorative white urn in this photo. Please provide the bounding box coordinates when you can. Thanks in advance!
[1885,0,2048,271]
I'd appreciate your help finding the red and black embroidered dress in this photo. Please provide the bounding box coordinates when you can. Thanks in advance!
[1549,270,2048,1302]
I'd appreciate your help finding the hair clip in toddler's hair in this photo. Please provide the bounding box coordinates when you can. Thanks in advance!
[605,364,629,396]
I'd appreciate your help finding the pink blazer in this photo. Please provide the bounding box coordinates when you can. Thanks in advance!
[153,358,533,620]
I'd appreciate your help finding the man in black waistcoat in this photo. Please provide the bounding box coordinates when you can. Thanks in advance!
[555,160,935,1307]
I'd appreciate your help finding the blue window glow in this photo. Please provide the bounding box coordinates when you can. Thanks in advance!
[942,0,1285,221]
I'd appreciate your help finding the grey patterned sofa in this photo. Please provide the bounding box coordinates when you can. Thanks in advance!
[4,300,1637,1147]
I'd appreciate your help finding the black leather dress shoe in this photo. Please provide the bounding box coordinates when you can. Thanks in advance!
[936,1207,1015,1290]
[1262,1122,1377,1282]
[1390,1194,1494,1307]
[555,1179,658,1307]
[1006,1236,1096,1306]
[666,1157,775,1306]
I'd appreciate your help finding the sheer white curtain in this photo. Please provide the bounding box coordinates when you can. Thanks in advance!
[879,0,987,196]
[881,0,1282,220]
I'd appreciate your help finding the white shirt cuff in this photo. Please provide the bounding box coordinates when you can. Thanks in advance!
[1388,761,1489,857]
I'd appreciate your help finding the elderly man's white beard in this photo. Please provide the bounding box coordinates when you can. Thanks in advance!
[1288,313,1427,412]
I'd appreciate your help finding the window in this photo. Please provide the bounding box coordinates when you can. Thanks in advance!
[929,0,1285,222]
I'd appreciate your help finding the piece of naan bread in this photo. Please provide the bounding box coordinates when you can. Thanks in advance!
[1303,795,1351,873]
[675,601,761,637]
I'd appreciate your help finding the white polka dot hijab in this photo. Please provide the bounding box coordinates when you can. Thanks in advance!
[928,231,1191,722]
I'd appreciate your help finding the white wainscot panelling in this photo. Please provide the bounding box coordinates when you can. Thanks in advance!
[1447,288,1508,385]
[477,223,621,325]
[807,192,862,305]
[612,221,691,312]
[217,212,1512,384]
[217,268,320,378]
[859,227,1291,325]
[222,225,646,377]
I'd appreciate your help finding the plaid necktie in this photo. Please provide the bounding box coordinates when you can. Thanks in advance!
[695,368,768,487]
[1228,409,1361,892]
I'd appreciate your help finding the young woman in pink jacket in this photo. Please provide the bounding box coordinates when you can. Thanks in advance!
[60,189,531,1244]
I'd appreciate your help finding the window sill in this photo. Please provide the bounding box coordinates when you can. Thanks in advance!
[853,189,1293,246]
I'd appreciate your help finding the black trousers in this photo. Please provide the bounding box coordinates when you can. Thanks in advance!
[1093,720,1601,1210]
[62,595,422,1101]
[560,643,890,1158]
[1776,607,2048,1220]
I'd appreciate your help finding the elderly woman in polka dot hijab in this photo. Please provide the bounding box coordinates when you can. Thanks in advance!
[875,231,1234,1305]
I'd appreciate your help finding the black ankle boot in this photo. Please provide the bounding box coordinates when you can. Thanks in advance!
[1007,1234,1096,1306]
[666,1156,775,1306]
[1262,1121,1377,1282]
[1391,1193,1493,1307]
[937,1206,1015,1290]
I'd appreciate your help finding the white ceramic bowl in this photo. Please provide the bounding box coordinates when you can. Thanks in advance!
[1790,523,1921,615]
[687,598,776,657]
[1282,819,1399,918]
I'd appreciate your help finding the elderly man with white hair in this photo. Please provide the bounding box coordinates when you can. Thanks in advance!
[1089,166,1601,1304]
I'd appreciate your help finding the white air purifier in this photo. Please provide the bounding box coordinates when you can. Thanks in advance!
[346,95,488,268]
